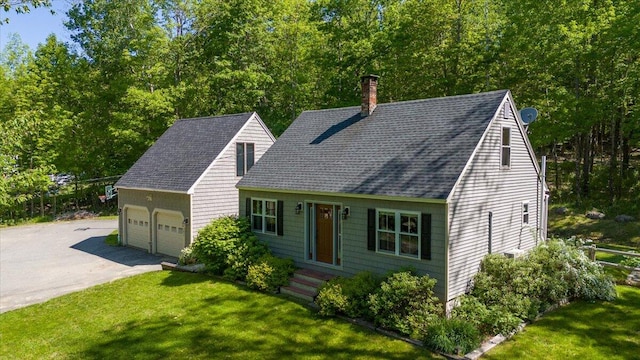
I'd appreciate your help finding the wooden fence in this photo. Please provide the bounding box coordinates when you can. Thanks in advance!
[583,246,640,270]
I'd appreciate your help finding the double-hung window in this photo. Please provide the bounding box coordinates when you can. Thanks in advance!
[251,198,277,234]
[236,142,255,176]
[501,127,511,168]
[522,201,530,225]
[376,210,420,259]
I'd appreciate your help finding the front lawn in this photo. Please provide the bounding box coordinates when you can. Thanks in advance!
[0,271,440,360]
[484,285,640,360]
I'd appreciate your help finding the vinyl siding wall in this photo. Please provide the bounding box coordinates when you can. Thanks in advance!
[240,190,448,301]
[191,116,275,240]
[117,188,190,252]
[447,99,543,301]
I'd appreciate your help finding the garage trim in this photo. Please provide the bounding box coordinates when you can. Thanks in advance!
[152,209,187,256]
[123,205,151,252]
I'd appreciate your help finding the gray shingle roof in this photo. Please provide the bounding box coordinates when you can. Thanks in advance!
[116,112,255,192]
[237,90,509,199]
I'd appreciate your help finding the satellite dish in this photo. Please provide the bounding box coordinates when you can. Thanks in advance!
[520,107,538,125]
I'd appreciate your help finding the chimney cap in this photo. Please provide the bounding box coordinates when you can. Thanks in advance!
[361,74,380,81]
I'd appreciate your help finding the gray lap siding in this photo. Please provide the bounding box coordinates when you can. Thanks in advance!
[240,190,448,301]
[447,101,541,301]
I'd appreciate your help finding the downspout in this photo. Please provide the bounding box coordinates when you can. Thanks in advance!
[444,201,451,311]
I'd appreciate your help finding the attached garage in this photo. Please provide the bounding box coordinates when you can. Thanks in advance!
[125,207,150,251]
[155,211,186,257]
[116,112,275,258]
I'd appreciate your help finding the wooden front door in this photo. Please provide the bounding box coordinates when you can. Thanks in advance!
[315,204,334,264]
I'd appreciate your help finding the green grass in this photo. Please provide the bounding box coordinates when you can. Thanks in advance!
[484,286,640,360]
[0,271,441,360]
[548,205,640,248]
[603,267,632,284]
[105,230,119,246]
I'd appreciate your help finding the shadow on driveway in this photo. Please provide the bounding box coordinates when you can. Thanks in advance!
[71,236,169,267]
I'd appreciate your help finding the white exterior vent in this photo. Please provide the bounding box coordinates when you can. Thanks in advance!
[504,249,525,259]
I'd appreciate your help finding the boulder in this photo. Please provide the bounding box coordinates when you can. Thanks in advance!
[615,214,635,223]
[554,207,568,215]
[585,211,605,220]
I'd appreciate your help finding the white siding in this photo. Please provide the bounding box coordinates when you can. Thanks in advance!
[447,98,544,301]
[190,115,275,241]
[240,190,449,301]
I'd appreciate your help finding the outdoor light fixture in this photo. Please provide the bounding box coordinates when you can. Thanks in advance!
[342,206,350,220]
[295,202,303,214]
[183,218,189,225]
[118,208,122,214]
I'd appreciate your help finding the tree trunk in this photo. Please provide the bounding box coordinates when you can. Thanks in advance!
[581,129,592,197]
[608,115,620,204]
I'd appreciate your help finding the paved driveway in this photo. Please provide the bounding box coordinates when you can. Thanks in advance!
[0,219,167,313]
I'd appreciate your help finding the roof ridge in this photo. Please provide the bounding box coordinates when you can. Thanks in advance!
[299,90,508,115]
[176,112,254,122]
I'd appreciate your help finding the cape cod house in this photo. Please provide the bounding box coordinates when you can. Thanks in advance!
[116,112,275,258]
[237,76,548,307]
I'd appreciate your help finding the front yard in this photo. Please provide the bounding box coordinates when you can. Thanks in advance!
[1,270,638,359]
[0,271,440,360]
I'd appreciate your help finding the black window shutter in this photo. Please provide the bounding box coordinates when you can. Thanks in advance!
[421,213,432,260]
[367,208,376,251]
[245,197,251,218]
[277,200,284,236]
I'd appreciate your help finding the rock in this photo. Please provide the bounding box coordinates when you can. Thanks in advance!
[554,207,568,215]
[615,214,635,223]
[585,211,605,220]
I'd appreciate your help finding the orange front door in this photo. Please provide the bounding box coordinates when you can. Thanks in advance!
[315,204,334,264]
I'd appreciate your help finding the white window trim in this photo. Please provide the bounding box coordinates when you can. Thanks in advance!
[375,208,421,259]
[236,142,255,177]
[251,198,277,234]
[522,201,530,225]
[501,126,511,169]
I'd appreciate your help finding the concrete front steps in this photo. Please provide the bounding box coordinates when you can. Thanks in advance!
[280,268,335,302]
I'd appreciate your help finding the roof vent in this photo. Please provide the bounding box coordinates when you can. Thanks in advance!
[361,75,379,117]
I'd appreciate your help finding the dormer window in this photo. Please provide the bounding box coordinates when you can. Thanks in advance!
[236,142,255,176]
[501,127,511,168]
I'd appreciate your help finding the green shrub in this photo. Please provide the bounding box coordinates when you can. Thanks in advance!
[369,272,442,337]
[191,216,269,280]
[315,272,381,319]
[178,246,198,265]
[471,239,617,324]
[316,283,349,317]
[483,306,522,336]
[451,295,523,336]
[222,234,270,281]
[246,254,295,293]
[423,317,481,355]
[620,256,640,268]
[529,239,616,301]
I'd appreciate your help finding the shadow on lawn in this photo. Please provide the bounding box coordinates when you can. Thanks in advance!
[531,287,640,359]
[79,272,435,360]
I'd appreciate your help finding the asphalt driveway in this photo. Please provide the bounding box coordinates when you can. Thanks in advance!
[0,219,167,313]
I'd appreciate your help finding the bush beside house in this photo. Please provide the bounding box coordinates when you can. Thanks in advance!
[186,216,294,290]
[315,239,617,356]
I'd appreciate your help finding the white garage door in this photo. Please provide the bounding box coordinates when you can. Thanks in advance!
[126,207,149,250]
[156,212,185,257]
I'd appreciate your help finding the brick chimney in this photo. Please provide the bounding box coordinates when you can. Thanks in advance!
[361,74,379,117]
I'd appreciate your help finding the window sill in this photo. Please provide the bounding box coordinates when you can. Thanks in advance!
[375,250,423,262]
